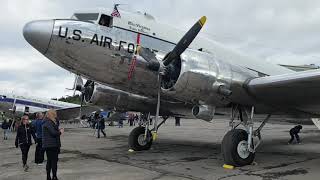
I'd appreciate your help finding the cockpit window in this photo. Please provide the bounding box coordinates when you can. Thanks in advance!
[99,14,113,27]
[73,13,99,22]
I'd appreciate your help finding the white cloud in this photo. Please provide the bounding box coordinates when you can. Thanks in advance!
[0,48,75,98]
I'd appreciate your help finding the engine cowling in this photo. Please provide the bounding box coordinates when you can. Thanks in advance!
[192,105,215,121]
[161,49,257,107]
[161,50,232,106]
[83,83,146,110]
[84,83,197,117]
[83,83,165,113]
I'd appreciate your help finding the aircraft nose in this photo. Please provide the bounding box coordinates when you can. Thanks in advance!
[23,20,54,54]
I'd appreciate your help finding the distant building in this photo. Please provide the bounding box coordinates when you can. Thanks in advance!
[279,64,320,72]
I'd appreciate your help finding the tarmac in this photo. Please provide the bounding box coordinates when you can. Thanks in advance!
[1,118,320,180]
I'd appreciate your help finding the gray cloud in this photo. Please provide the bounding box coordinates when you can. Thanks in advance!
[1,0,320,98]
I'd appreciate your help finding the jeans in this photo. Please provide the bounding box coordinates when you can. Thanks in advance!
[35,138,44,164]
[45,147,60,178]
[97,128,106,138]
[20,144,30,166]
[3,128,9,140]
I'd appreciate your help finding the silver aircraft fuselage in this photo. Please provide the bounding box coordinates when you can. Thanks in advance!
[23,9,302,118]
[35,19,256,106]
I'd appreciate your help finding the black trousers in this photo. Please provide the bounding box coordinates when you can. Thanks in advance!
[35,138,44,163]
[45,147,60,178]
[20,144,30,166]
[289,132,300,143]
[97,128,106,138]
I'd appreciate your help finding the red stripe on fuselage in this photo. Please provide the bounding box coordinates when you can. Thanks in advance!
[137,33,141,45]
[128,33,141,80]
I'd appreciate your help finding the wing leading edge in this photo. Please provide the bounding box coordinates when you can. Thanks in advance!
[246,69,320,116]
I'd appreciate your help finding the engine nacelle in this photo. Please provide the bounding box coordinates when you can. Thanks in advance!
[192,105,215,121]
[161,50,232,106]
[161,49,256,106]
[85,83,196,117]
[84,83,152,112]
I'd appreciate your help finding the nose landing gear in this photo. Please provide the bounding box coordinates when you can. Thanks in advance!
[128,126,153,151]
[128,114,168,151]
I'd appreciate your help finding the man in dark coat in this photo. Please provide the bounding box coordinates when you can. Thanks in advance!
[95,112,106,138]
[15,115,37,171]
[288,125,303,144]
[32,112,45,165]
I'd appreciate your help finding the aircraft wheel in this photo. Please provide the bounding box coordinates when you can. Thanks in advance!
[221,129,255,167]
[129,127,153,151]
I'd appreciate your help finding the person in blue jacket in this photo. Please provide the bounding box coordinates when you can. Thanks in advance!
[32,112,45,165]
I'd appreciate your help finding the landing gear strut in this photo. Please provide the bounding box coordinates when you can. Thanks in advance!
[222,105,271,166]
[128,126,153,151]
[128,114,168,151]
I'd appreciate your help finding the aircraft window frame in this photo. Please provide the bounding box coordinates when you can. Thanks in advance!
[99,14,113,27]
[73,13,100,22]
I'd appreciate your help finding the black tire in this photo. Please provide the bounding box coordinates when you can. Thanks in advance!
[221,129,255,167]
[129,127,153,151]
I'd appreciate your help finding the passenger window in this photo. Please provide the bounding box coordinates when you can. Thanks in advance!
[99,14,113,27]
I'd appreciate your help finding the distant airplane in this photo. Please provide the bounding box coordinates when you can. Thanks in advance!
[0,91,80,119]
[23,6,320,167]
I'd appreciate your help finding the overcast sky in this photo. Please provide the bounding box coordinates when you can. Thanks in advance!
[1,0,320,99]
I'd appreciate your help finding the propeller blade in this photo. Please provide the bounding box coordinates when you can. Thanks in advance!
[163,16,207,66]
[75,79,94,119]
[66,74,78,90]
[79,92,85,118]
[75,76,84,91]
[66,75,84,95]
[72,75,78,96]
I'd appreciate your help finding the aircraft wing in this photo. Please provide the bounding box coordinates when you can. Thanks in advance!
[55,106,100,120]
[106,112,126,122]
[246,69,320,115]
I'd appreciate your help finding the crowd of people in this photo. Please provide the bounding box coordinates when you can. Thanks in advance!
[1,110,63,180]
[1,113,18,140]
[127,113,152,127]
[1,109,304,179]
[86,111,107,138]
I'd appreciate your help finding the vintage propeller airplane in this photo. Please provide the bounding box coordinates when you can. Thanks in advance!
[23,6,320,166]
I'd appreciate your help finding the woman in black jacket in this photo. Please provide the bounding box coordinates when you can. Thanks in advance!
[15,115,36,171]
[42,109,64,180]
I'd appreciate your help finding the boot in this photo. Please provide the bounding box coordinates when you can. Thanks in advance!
[47,173,52,180]
[24,164,29,172]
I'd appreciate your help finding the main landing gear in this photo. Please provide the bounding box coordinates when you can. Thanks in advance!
[129,72,168,151]
[221,105,271,166]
